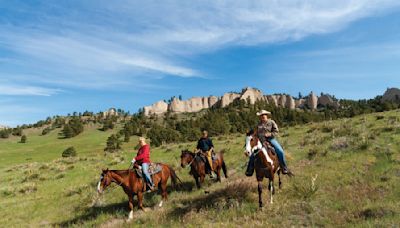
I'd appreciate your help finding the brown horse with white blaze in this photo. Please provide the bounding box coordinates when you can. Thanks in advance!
[245,129,281,208]
[180,149,228,188]
[97,164,181,221]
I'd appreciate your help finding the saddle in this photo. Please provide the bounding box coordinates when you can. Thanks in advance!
[198,151,218,162]
[262,141,276,156]
[134,163,163,178]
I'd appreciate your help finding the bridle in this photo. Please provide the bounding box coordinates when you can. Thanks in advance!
[98,171,125,193]
[183,152,198,168]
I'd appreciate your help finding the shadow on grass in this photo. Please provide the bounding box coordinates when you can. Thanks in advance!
[58,201,127,227]
[167,179,252,219]
[57,181,195,226]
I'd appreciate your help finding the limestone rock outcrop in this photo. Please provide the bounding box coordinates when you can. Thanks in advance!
[240,87,263,104]
[221,93,240,107]
[285,95,296,109]
[382,88,400,103]
[142,87,341,116]
[266,95,278,106]
[318,95,340,108]
[208,96,219,107]
[102,108,118,118]
[144,101,168,115]
[295,99,306,108]
[307,92,318,110]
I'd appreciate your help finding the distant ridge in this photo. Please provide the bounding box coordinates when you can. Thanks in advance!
[143,87,340,116]
[0,125,9,130]
[382,87,400,103]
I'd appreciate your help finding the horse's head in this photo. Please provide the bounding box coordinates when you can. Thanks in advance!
[180,150,194,168]
[244,129,262,156]
[97,169,112,194]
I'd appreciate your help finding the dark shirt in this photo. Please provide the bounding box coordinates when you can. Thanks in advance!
[196,137,214,152]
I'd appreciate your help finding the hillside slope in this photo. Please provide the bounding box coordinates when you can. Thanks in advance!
[0,110,399,227]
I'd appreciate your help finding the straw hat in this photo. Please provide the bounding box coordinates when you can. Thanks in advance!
[256,110,272,116]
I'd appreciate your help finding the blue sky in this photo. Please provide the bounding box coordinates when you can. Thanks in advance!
[1,1,400,126]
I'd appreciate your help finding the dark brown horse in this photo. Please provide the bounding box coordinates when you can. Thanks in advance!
[97,163,181,220]
[180,149,228,188]
[244,130,281,208]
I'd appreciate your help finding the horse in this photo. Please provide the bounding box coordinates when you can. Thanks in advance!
[180,149,228,189]
[244,129,281,208]
[97,163,182,221]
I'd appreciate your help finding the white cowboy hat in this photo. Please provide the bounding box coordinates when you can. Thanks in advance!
[256,110,272,116]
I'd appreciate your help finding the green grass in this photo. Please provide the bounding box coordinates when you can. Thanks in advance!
[1,110,400,227]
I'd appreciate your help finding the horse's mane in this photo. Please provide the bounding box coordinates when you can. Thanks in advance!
[109,169,130,177]
[247,129,255,136]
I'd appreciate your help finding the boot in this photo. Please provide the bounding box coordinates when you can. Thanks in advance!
[245,156,255,177]
[281,166,294,176]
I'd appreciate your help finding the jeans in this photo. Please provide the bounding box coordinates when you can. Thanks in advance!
[141,163,154,186]
[268,138,287,168]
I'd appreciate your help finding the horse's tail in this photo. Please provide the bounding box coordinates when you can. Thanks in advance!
[167,165,183,190]
[219,150,228,178]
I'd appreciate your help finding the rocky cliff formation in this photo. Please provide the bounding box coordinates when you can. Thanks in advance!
[143,87,340,116]
[382,88,400,103]
[144,101,168,116]
[102,108,119,118]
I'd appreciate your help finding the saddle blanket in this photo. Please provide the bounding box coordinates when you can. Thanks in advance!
[135,163,162,178]
[198,153,218,162]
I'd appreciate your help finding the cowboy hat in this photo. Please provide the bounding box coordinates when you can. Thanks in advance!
[256,110,271,116]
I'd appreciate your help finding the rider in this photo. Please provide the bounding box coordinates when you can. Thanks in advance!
[196,130,215,178]
[246,110,291,176]
[131,137,155,190]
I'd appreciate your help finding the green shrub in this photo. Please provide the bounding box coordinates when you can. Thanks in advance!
[41,127,53,135]
[20,135,27,143]
[62,147,77,157]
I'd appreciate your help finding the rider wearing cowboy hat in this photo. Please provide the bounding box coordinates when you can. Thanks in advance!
[254,110,291,175]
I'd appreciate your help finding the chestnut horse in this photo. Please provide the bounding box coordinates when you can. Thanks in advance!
[244,130,281,208]
[97,163,181,220]
[180,149,228,188]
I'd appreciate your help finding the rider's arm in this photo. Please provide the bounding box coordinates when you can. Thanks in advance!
[271,120,279,137]
[196,139,201,150]
[208,138,214,149]
[135,145,149,163]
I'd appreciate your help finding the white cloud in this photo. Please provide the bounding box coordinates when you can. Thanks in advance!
[0,84,60,96]
[0,0,399,90]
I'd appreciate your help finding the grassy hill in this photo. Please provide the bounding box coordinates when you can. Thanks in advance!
[0,110,399,227]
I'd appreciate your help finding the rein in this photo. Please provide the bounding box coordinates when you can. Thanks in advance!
[186,153,198,167]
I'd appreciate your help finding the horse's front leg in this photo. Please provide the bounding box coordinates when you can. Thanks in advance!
[137,191,144,210]
[194,176,201,189]
[200,175,205,185]
[159,179,167,207]
[278,169,282,189]
[257,180,263,208]
[269,179,274,204]
[216,165,221,182]
[127,193,134,221]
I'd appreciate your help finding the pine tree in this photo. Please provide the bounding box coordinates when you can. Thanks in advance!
[104,134,121,152]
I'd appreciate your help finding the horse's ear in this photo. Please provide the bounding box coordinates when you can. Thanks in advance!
[246,129,254,136]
